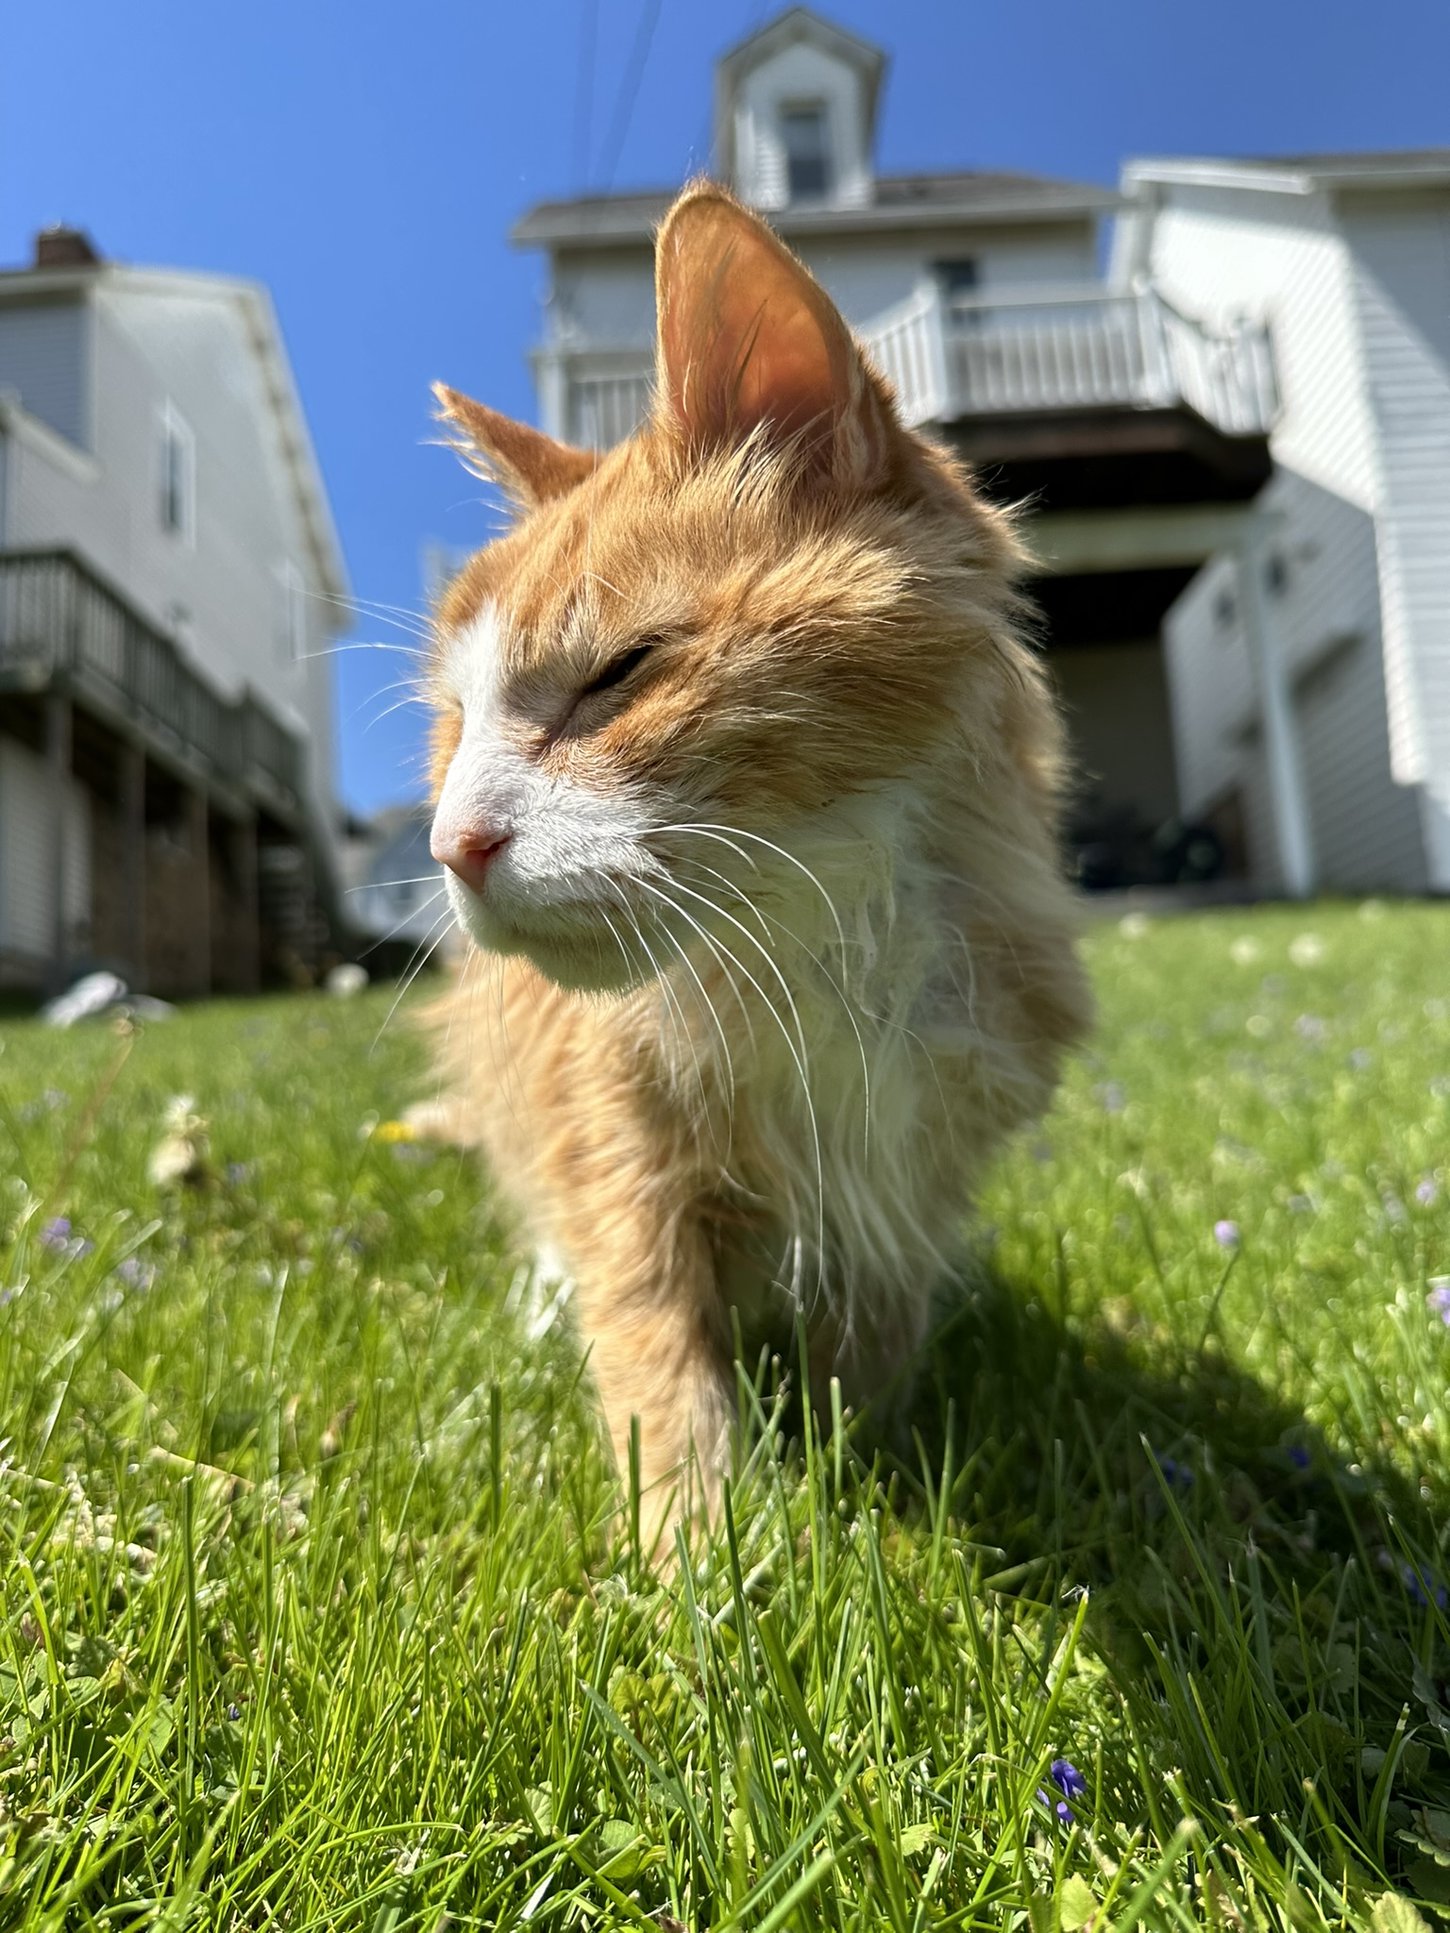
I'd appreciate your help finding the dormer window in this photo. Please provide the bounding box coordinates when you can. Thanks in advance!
[781,102,832,202]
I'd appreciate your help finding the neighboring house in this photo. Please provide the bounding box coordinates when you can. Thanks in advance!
[341,802,442,961]
[508,7,1283,892]
[1113,151,1450,893]
[0,225,349,996]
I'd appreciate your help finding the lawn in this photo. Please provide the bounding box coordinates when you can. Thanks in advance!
[1,902,1449,1931]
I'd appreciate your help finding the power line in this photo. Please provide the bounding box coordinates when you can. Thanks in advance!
[596,0,665,190]
[573,0,599,188]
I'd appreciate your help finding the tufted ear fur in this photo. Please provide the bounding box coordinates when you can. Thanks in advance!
[433,382,597,508]
[652,180,893,492]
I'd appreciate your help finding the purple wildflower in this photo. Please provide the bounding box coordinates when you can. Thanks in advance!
[40,1216,72,1251]
[1050,1757,1087,1800]
[227,1702,242,1722]
[1288,1445,1312,1471]
[1037,1786,1073,1825]
[1427,1280,1450,1327]
[1416,1178,1439,1208]
[1214,1219,1240,1249]
[114,1256,156,1291]
[1401,1563,1449,1612]
[1156,1454,1195,1491]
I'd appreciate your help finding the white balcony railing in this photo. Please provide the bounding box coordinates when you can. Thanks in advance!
[862,281,1278,436]
[541,280,1278,451]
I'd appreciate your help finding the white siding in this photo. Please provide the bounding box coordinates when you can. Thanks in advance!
[1342,190,1450,821]
[551,253,655,347]
[732,41,873,210]
[0,735,90,972]
[0,298,92,448]
[1145,183,1379,507]
[545,223,1099,352]
[1296,633,1428,891]
[1144,179,1428,891]
[1164,467,1423,891]
[803,223,1099,321]
[4,284,336,839]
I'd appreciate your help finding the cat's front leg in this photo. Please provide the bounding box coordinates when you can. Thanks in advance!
[568,1211,735,1565]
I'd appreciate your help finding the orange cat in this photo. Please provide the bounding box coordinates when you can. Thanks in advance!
[422,181,1091,1554]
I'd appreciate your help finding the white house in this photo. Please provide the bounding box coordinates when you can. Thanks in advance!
[506,7,1293,894]
[1113,151,1450,894]
[0,226,349,994]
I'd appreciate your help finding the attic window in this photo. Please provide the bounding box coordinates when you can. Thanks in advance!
[781,103,832,202]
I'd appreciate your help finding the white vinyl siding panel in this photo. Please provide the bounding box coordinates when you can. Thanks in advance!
[1145,185,1378,508]
[1163,464,1423,891]
[545,223,1098,354]
[1145,179,1432,892]
[732,41,872,210]
[1343,193,1450,812]
[1295,635,1428,892]
[5,286,336,839]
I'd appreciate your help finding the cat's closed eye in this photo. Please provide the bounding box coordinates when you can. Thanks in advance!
[577,637,661,702]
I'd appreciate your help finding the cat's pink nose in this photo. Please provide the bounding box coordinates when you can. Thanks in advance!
[432,817,512,893]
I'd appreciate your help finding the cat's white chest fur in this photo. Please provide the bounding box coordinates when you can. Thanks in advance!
[666,847,972,1331]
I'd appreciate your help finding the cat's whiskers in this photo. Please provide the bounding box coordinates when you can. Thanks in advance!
[615,901,701,1109]
[608,883,739,1141]
[672,856,874,1160]
[344,873,441,896]
[357,883,449,959]
[661,876,814,1089]
[636,875,827,1302]
[656,822,853,960]
[302,586,435,643]
[372,902,456,1052]
[363,692,434,732]
[298,639,426,665]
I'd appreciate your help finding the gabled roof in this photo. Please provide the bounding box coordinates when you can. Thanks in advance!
[1123,148,1450,197]
[512,170,1120,248]
[0,259,349,608]
[717,5,885,88]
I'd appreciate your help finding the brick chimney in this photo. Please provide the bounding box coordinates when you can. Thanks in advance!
[34,226,102,269]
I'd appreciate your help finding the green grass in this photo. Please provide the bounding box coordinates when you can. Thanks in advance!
[2,902,1449,1931]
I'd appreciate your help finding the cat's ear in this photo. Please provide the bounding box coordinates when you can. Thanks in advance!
[653,182,893,492]
[433,383,597,508]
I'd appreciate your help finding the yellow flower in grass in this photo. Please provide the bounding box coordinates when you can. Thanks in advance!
[373,1119,419,1144]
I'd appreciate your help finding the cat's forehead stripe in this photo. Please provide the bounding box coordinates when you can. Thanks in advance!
[442,600,506,716]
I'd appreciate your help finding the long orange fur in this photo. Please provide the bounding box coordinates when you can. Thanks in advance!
[419,182,1092,1557]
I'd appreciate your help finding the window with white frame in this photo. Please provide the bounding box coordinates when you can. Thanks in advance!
[158,402,195,542]
[277,558,308,662]
[781,102,832,202]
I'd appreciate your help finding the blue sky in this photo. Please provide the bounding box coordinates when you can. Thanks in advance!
[4,1,1447,815]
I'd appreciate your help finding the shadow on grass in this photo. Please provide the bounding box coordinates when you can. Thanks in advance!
[882,1260,1450,1902]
